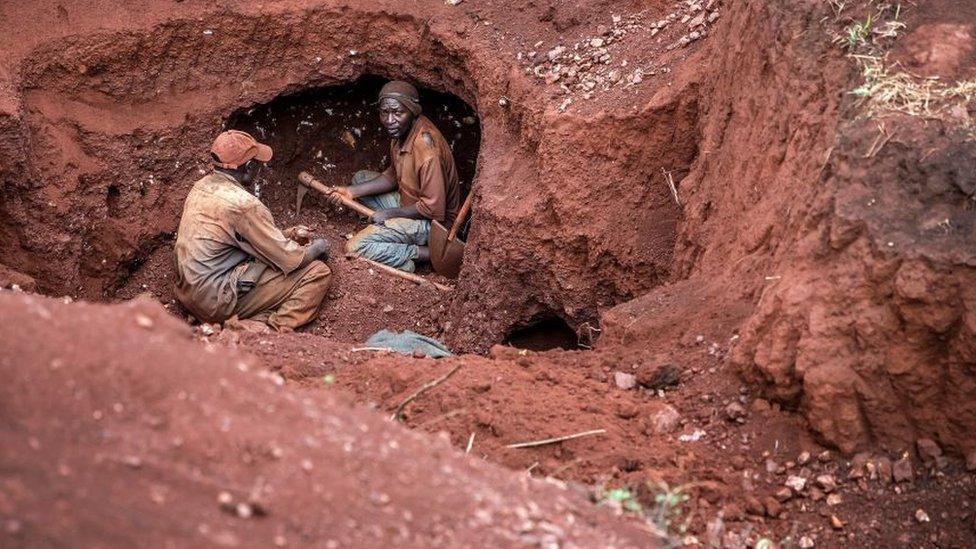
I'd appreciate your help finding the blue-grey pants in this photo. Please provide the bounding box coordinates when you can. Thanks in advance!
[345,170,431,273]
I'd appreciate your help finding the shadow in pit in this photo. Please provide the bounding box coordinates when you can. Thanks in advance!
[225,74,481,220]
[504,316,581,351]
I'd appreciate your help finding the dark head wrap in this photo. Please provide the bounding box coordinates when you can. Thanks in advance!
[378,80,422,116]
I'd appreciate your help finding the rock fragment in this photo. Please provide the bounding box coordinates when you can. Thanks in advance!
[916,438,945,468]
[613,371,637,390]
[815,474,837,492]
[892,456,914,483]
[785,475,807,492]
[649,404,681,434]
[763,497,782,518]
[724,402,746,422]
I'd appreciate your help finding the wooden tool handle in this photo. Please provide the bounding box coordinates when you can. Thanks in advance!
[298,171,375,218]
[347,254,453,292]
[447,190,475,242]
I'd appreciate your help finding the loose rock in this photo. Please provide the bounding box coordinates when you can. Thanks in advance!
[613,371,637,390]
[893,457,914,483]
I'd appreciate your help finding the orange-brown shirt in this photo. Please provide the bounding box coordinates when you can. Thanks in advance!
[174,172,305,322]
[383,115,461,225]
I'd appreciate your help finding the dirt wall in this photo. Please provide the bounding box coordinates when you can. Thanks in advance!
[603,0,976,457]
[0,0,692,351]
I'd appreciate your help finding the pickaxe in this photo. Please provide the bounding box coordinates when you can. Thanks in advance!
[295,171,374,218]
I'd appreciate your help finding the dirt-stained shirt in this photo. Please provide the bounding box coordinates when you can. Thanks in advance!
[174,172,305,322]
[383,115,461,225]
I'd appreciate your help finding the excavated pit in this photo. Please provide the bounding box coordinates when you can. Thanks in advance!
[1,11,697,351]
[3,0,976,546]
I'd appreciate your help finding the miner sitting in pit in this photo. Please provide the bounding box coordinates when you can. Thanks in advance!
[174,130,332,332]
[327,80,461,272]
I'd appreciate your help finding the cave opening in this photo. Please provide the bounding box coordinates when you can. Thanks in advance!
[224,75,481,222]
[504,316,581,351]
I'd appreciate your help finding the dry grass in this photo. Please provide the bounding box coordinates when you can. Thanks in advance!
[850,54,976,120]
[829,1,975,133]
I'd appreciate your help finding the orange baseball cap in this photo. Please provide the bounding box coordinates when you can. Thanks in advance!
[210,130,273,169]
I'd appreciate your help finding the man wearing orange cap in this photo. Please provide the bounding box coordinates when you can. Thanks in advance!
[330,80,461,272]
[174,130,332,331]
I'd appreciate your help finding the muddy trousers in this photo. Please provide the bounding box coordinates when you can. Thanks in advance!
[232,260,332,331]
[345,170,431,273]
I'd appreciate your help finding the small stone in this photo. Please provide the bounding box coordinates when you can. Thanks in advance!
[382,305,394,313]
[745,496,765,516]
[765,459,779,474]
[830,515,844,529]
[893,457,914,483]
[916,438,942,467]
[135,314,154,329]
[547,46,566,61]
[750,399,771,413]
[649,404,681,434]
[217,491,235,511]
[797,451,811,466]
[614,371,637,390]
[915,509,930,523]
[798,536,814,548]
[5,519,23,535]
[785,475,807,492]
[236,502,253,519]
[615,403,639,419]
[774,487,793,502]
[816,474,837,492]
[876,456,893,483]
[817,450,832,463]
[708,11,720,23]
[763,497,782,518]
[590,38,605,48]
[724,402,746,422]
[826,493,843,506]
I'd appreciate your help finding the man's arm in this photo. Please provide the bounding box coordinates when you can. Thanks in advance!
[328,172,397,206]
[236,203,321,274]
[371,203,425,224]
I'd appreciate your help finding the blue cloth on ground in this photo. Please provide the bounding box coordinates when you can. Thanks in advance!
[364,329,453,358]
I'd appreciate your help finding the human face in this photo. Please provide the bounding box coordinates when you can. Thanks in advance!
[378,97,415,140]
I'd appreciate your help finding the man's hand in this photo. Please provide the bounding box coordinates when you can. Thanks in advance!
[371,209,395,225]
[307,238,330,261]
[326,186,354,207]
[283,225,312,245]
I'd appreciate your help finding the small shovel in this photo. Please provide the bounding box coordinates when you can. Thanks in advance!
[429,190,474,279]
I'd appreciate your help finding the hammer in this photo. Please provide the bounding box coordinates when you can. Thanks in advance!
[296,171,375,218]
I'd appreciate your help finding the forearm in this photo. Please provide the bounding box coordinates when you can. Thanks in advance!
[378,203,425,220]
[349,173,397,197]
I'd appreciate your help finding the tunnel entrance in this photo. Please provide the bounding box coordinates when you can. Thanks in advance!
[504,316,580,351]
[225,75,480,219]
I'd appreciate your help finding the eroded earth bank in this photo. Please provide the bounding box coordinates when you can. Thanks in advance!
[1,0,975,546]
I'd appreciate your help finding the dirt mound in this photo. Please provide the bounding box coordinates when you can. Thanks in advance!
[0,290,658,546]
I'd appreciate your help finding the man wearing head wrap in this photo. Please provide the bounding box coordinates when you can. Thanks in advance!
[328,80,461,273]
[174,130,333,332]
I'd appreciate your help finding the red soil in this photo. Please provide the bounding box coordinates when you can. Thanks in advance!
[1,0,975,546]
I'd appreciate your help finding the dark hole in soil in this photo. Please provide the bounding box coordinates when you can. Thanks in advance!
[505,316,579,351]
[106,185,121,218]
[225,75,481,219]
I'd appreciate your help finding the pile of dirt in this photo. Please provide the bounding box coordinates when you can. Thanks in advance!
[0,291,658,546]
